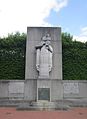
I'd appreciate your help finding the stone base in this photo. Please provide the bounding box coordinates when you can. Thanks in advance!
[0,98,87,110]
[24,79,63,101]
[17,100,70,111]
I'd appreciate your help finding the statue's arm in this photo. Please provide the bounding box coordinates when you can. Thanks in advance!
[36,48,40,71]
[48,46,53,72]
[49,52,53,72]
[48,45,53,53]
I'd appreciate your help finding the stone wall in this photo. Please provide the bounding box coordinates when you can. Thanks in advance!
[0,80,87,100]
[0,80,24,99]
[63,80,87,99]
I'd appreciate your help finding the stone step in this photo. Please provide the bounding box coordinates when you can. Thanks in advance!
[17,101,70,111]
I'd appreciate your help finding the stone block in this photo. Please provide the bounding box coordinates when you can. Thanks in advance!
[51,80,63,101]
[79,82,87,98]
[9,81,24,98]
[37,79,63,101]
[63,80,87,99]
[24,79,37,101]
[25,27,62,80]
[0,81,9,98]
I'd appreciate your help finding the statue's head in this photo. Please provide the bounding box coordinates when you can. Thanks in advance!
[46,33,50,37]
[42,33,51,42]
[46,40,50,46]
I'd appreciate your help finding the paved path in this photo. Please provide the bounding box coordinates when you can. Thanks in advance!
[0,107,87,119]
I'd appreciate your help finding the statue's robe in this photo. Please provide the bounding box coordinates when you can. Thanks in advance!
[36,44,53,79]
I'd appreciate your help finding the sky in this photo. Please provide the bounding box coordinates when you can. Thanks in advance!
[0,0,87,42]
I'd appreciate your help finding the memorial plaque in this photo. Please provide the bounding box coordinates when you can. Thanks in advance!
[38,88,50,101]
[63,83,79,94]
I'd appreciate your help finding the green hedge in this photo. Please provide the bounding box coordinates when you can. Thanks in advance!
[0,32,87,80]
[63,48,87,80]
[62,33,87,80]
[0,32,26,79]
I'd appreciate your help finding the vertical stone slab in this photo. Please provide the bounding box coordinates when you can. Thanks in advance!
[51,80,63,101]
[25,27,62,80]
[24,79,37,101]
[9,81,24,99]
[0,81,9,98]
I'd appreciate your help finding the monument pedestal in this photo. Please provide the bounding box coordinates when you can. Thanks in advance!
[24,79,63,101]
[23,79,63,110]
[24,27,63,108]
[37,79,63,101]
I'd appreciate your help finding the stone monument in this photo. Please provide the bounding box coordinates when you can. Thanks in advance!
[0,27,87,110]
[25,27,63,102]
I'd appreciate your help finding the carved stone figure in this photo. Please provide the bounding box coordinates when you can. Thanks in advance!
[35,34,53,79]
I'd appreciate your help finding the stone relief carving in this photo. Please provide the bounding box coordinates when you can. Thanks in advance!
[35,34,53,79]
[63,83,79,94]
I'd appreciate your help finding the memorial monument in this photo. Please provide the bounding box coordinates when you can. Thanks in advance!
[25,27,63,102]
[0,27,87,110]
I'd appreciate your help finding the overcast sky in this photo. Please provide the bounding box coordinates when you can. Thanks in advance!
[0,0,87,42]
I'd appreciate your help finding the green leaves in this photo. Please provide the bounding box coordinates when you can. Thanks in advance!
[62,32,87,80]
[0,32,26,80]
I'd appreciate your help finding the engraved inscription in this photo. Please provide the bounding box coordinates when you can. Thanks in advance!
[63,83,79,94]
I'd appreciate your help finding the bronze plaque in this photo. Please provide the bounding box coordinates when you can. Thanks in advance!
[38,88,50,101]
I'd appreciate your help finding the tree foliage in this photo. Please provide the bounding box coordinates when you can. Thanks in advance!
[0,32,87,80]
[0,32,26,79]
[62,32,87,80]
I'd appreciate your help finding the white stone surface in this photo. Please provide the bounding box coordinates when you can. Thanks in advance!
[63,83,79,94]
[0,82,9,97]
[36,34,53,79]
[9,82,24,94]
[24,80,37,100]
[25,27,62,80]
[0,80,87,100]
[37,79,63,101]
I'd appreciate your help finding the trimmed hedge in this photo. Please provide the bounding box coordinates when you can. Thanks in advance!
[62,33,87,80]
[0,32,26,79]
[0,32,87,80]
